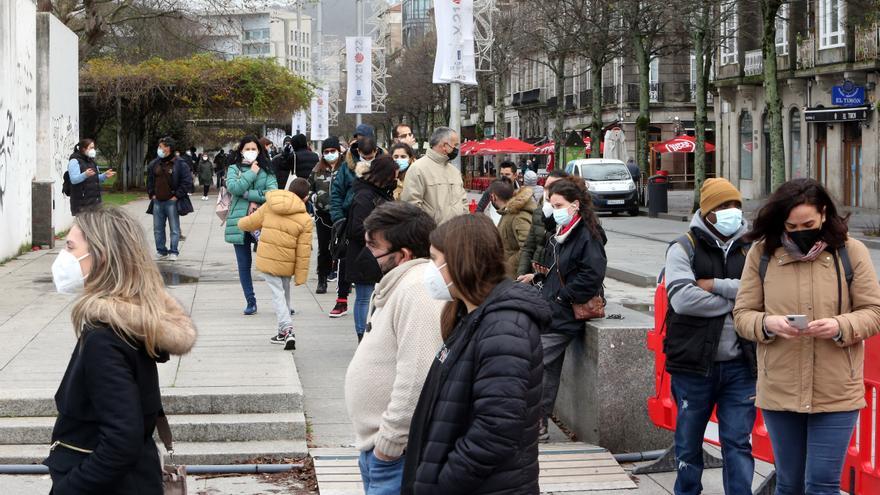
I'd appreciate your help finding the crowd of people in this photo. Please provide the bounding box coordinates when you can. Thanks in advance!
[44,121,880,495]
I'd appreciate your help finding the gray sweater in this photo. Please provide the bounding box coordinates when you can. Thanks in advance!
[664,213,748,362]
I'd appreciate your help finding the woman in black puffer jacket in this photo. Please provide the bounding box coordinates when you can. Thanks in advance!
[402,214,549,495]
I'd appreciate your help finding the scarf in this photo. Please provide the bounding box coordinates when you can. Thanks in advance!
[555,215,582,244]
[781,233,828,262]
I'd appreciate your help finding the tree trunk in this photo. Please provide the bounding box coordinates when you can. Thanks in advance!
[590,58,603,159]
[495,71,507,138]
[477,73,487,139]
[762,0,785,193]
[633,34,651,179]
[554,57,566,157]
[692,27,708,212]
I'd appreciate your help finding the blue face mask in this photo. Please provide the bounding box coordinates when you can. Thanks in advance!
[157,148,166,159]
[396,158,410,171]
[711,207,743,237]
[553,207,572,226]
[324,152,339,162]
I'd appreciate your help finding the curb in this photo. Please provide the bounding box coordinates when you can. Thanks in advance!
[637,208,689,222]
[606,266,656,288]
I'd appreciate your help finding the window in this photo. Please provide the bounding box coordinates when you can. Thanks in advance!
[740,112,753,180]
[819,0,845,48]
[790,108,801,177]
[775,3,789,55]
[720,1,738,65]
[649,57,659,102]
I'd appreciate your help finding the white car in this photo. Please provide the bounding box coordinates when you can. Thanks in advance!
[564,159,639,216]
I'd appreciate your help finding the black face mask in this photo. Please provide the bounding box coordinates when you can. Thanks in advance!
[788,228,823,254]
[355,247,397,281]
[446,146,459,161]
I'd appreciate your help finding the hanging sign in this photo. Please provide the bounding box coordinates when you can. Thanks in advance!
[346,36,372,114]
[832,81,866,107]
[311,87,330,141]
[433,0,478,85]
[291,111,308,136]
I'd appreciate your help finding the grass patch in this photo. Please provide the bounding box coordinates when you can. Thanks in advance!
[0,242,35,266]
[103,191,145,206]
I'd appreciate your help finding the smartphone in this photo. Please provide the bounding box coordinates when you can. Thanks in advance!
[786,315,808,331]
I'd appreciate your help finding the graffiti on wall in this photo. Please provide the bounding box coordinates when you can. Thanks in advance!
[0,105,14,208]
[51,115,76,178]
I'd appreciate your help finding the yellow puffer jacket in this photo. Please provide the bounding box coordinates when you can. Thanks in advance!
[734,238,880,413]
[238,190,313,284]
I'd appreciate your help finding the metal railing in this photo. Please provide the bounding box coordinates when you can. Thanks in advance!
[855,23,880,62]
[602,86,617,105]
[649,82,660,102]
[579,90,592,108]
[744,49,763,76]
[690,82,714,103]
[797,35,816,70]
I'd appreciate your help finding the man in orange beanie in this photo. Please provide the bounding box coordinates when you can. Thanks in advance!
[663,177,757,494]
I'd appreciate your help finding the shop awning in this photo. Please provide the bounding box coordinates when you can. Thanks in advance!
[532,137,600,154]
[804,105,872,123]
[479,137,537,154]
[652,135,715,154]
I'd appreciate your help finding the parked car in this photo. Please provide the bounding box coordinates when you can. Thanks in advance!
[564,159,639,216]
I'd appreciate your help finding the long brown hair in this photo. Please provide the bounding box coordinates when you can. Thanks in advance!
[429,214,507,339]
[547,178,601,238]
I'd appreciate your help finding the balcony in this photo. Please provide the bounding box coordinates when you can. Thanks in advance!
[602,86,617,105]
[797,35,816,70]
[744,49,763,76]
[565,94,576,110]
[520,88,542,105]
[690,82,715,103]
[649,82,660,102]
[855,23,880,62]
[546,96,558,109]
[512,92,522,106]
[579,90,592,108]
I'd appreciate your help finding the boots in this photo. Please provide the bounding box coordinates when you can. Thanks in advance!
[316,275,328,294]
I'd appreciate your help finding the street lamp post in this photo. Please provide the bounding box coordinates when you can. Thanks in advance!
[355,0,363,126]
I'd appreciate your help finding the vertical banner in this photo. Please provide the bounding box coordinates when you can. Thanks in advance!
[310,87,330,141]
[433,0,477,85]
[345,36,372,114]
[291,111,307,135]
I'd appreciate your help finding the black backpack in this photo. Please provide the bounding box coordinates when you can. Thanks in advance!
[62,171,72,196]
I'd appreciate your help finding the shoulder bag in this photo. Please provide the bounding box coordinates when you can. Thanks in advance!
[156,414,187,495]
[558,269,605,321]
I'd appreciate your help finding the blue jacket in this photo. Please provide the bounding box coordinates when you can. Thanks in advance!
[329,142,384,222]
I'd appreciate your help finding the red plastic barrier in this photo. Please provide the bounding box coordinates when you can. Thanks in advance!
[647,278,880,493]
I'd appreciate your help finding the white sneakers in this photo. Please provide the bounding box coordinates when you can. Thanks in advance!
[201,196,209,201]
[168,254,178,261]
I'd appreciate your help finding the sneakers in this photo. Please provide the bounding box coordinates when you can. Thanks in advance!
[202,196,208,201]
[155,253,168,261]
[243,302,257,315]
[327,270,338,282]
[329,300,348,318]
[538,421,550,443]
[270,328,296,350]
[167,254,178,262]
[316,276,328,294]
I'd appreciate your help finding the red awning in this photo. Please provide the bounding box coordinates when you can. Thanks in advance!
[652,135,716,154]
[480,137,538,154]
[532,137,601,155]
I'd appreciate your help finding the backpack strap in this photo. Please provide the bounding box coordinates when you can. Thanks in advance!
[659,232,696,285]
[759,251,770,283]
[838,245,854,286]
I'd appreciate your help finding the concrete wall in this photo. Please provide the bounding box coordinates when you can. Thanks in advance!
[35,12,78,240]
[554,304,673,453]
[0,0,37,259]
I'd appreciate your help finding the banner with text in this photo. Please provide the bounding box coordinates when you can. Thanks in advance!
[310,87,330,141]
[291,111,308,136]
[432,0,477,85]
[346,36,372,114]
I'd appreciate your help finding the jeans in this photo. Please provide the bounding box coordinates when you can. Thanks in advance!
[763,409,859,495]
[670,360,757,495]
[336,258,351,299]
[540,331,576,421]
[262,274,292,333]
[233,235,256,305]
[353,283,374,336]
[358,449,405,495]
[315,210,333,278]
[152,199,181,255]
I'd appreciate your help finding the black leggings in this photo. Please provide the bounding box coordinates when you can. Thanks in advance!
[315,210,333,278]
[203,184,210,197]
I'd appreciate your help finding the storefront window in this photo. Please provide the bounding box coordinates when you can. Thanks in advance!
[740,112,753,180]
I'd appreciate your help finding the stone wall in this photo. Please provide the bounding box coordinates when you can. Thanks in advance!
[0,0,37,259]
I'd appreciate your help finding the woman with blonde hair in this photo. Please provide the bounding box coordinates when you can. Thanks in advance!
[43,206,197,494]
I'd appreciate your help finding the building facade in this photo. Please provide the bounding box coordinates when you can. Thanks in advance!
[401,0,431,48]
[714,0,879,205]
[203,10,314,79]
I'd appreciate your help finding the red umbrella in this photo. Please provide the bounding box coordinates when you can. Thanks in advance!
[653,135,715,154]
[534,141,555,154]
[480,137,537,154]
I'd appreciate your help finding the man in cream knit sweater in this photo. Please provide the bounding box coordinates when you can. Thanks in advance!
[344,202,443,495]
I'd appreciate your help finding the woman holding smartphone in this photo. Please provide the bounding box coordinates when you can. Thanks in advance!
[734,178,880,494]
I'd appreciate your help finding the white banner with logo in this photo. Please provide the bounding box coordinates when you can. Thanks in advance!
[310,87,330,141]
[432,0,477,85]
[291,111,308,136]
[346,36,373,114]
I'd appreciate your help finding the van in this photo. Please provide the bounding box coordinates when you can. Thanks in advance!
[564,158,639,216]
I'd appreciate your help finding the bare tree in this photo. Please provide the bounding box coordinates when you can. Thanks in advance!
[760,0,786,193]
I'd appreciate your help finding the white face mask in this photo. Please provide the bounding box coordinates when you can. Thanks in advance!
[712,207,743,237]
[423,261,453,301]
[52,250,90,295]
[542,200,554,218]
[157,148,166,159]
[86,149,97,159]
[242,150,259,163]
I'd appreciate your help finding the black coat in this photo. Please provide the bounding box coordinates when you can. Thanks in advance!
[145,157,194,216]
[293,148,320,179]
[68,152,102,216]
[44,327,164,495]
[344,179,393,284]
[402,280,549,495]
[539,218,607,334]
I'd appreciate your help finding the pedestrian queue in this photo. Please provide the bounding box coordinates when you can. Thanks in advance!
[309,136,342,295]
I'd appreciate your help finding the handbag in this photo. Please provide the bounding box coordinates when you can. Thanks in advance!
[156,414,187,495]
[329,217,348,259]
[215,186,231,223]
[558,269,606,321]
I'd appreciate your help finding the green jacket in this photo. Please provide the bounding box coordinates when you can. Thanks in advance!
[224,164,278,244]
[516,202,551,277]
